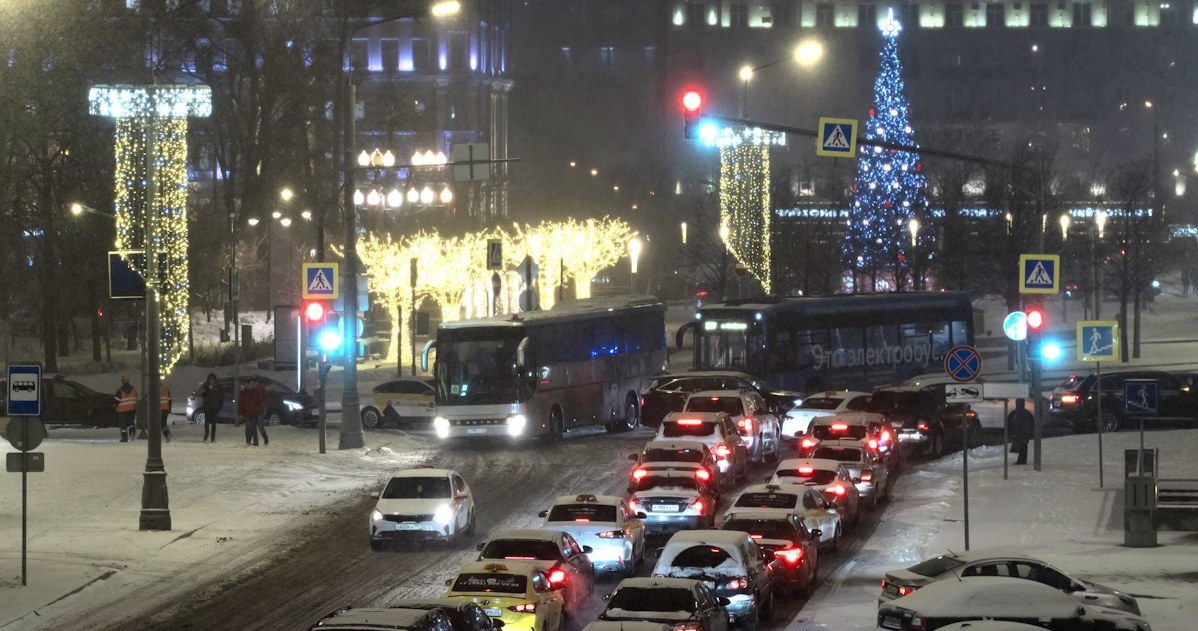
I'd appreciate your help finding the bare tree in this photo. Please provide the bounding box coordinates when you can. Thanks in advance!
[1104,159,1164,360]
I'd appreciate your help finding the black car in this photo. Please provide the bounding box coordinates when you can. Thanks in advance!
[1049,369,1198,433]
[868,386,981,459]
[721,511,820,598]
[185,376,318,426]
[639,371,802,426]
[2,375,119,427]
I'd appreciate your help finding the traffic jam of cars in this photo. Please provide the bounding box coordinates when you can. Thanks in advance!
[324,369,1154,631]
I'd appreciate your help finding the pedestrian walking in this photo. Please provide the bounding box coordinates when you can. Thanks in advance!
[160,384,173,443]
[1007,398,1034,465]
[238,377,269,446]
[200,373,223,443]
[113,374,138,443]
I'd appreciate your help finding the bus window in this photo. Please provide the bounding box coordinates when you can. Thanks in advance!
[865,324,899,351]
[831,327,864,357]
[950,320,970,347]
[769,330,796,371]
[795,329,828,371]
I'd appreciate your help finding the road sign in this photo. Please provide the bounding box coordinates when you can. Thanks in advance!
[302,262,339,300]
[984,382,1030,399]
[6,452,44,473]
[945,383,983,403]
[452,143,491,182]
[4,417,46,451]
[6,364,41,417]
[1124,379,1159,416]
[1077,320,1119,362]
[816,117,858,158]
[108,250,152,299]
[944,345,982,383]
[1002,311,1027,342]
[1018,254,1061,294]
[486,239,503,271]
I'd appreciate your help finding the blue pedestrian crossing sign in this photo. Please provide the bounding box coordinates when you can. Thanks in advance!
[1124,379,1158,416]
[302,262,339,300]
[816,117,858,158]
[1077,320,1119,363]
[1018,253,1060,294]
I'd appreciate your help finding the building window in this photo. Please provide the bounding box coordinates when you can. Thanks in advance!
[771,1,795,27]
[381,39,399,72]
[816,3,834,26]
[412,39,431,72]
[1030,2,1048,25]
[901,3,920,27]
[685,1,705,26]
[449,32,468,71]
[858,3,877,28]
[945,3,964,26]
[1072,2,1091,26]
[1160,1,1181,26]
[349,39,368,72]
[598,46,614,70]
[730,3,748,27]
[986,3,1005,26]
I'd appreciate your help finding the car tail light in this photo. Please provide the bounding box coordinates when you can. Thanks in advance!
[739,418,754,434]
[880,428,892,442]
[574,517,590,523]
[724,577,748,590]
[714,444,732,458]
[867,438,879,450]
[632,468,649,481]
[508,603,536,613]
[860,468,873,482]
[677,418,704,426]
[831,423,848,432]
[774,547,803,565]
[640,396,646,408]
[694,468,711,481]
[800,437,818,450]
[916,421,930,431]
[899,585,917,596]
[909,614,926,631]
[798,466,814,476]
[597,530,623,538]
[548,568,567,585]
[690,499,706,513]
[629,499,643,513]
[1061,393,1079,405]
[827,484,847,496]
[749,534,762,539]
[672,625,699,631]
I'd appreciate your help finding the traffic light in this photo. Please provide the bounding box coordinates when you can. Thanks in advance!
[1025,305,1045,359]
[303,300,328,349]
[682,88,704,140]
[316,312,343,356]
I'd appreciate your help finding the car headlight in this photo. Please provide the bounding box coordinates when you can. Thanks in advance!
[434,416,450,438]
[433,505,453,526]
[507,414,527,436]
[284,400,304,411]
[371,510,384,522]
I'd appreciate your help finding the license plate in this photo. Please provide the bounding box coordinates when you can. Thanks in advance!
[484,608,502,617]
[466,428,487,435]
[881,616,902,630]
[394,523,423,530]
[652,504,680,512]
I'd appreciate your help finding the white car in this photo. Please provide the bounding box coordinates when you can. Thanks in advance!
[805,438,892,510]
[369,468,476,550]
[656,412,748,485]
[629,469,719,535]
[770,458,861,530]
[679,389,782,464]
[724,483,842,551]
[782,390,873,439]
[538,493,647,577]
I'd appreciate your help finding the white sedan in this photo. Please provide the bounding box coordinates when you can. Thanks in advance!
[538,494,646,577]
[782,390,873,439]
[369,468,476,550]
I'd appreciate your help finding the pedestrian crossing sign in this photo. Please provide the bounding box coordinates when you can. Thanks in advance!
[1018,254,1060,294]
[1077,320,1119,363]
[302,262,339,299]
[816,117,858,158]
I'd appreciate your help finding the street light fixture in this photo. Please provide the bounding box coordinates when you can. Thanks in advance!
[738,38,824,117]
[1059,213,1071,241]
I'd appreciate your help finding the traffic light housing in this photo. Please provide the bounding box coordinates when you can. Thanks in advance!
[682,88,704,140]
[1025,305,1045,359]
[303,300,328,349]
[316,312,343,357]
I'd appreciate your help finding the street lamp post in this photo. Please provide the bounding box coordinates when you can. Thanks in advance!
[908,217,920,290]
[628,237,643,294]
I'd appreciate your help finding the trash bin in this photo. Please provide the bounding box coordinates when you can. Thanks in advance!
[1125,449,1157,478]
[1124,475,1157,547]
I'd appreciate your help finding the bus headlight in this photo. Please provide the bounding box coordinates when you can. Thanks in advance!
[507,414,527,436]
[434,417,450,438]
[434,505,453,525]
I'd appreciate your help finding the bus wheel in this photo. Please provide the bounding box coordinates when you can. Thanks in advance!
[549,407,565,441]
[620,395,640,432]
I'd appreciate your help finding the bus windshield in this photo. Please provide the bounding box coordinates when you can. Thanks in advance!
[436,329,524,405]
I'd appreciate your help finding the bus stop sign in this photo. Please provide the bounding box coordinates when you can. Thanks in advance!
[944,345,982,383]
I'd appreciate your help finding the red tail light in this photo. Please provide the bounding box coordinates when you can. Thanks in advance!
[724,577,748,590]
[695,468,711,481]
[831,423,848,431]
[739,418,754,433]
[867,438,879,450]
[860,468,873,482]
[508,603,536,613]
[774,547,803,565]
[673,626,699,631]
[1061,393,1079,405]
[880,429,892,442]
[800,437,818,450]
[827,484,846,496]
[574,517,590,523]
[690,499,706,513]
[632,468,648,481]
[677,418,704,426]
[548,568,567,585]
[597,530,624,538]
[714,444,732,458]
[640,396,646,408]
[629,499,643,513]
[798,466,815,476]
[899,585,917,596]
[916,421,930,431]
[749,534,763,539]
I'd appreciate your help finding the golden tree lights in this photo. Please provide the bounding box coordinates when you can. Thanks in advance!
[720,145,772,293]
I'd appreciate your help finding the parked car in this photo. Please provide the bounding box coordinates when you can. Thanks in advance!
[781,390,873,439]
[1049,369,1198,432]
[184,375,317,426]
[867,385,981,458]
[639,371,802,427]
[679,389,782,464]
[363,377,436,429]
[879,549,1141,614]
[369,468,476,550]
[652,530,775,629]
[598,577,729,631]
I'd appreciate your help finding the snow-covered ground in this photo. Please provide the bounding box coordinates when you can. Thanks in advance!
[3,288,1198,630]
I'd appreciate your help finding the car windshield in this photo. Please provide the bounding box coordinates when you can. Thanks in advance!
[451,573,528,594]
[866,391,920,415]
[799,397,843,410]
[812,447,863,462]
[775,468,838,485]
[546,504,618,522]
[607,586,695,612]
[723,519,795,542]
[634,476,698,492]
[733,492,798,510]
[810,425,869,440]
[670,545,733,568]
[685,397,745,416]
[480,539,561,561]
[643,448,705,463]
[382,477,452,499]
[662,378,721,393]
[906,555,965,577]
[662,422,719,438]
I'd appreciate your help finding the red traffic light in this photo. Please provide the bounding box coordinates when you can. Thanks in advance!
[304,301,327,323]
[1026,308,1044,331]
[681,89,703,113]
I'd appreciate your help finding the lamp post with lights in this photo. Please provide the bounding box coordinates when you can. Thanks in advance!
[628,237,643,294]
[738,39,823,119]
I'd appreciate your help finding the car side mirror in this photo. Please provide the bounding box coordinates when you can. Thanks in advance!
[538,510,548,518]
[445,579,453,587]
[582,545,593,554]
[810,528,822,538]
[628,453,639,461]
[654,548,663,559]
[636,512,647,519]
[718,597,731,607]
[476,542,486,552]
[370,491,380,499]
[602,593,613,601]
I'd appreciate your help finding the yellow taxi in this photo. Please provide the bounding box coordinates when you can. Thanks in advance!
[444,561,565,631]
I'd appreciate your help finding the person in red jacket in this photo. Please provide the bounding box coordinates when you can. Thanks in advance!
[238,377,269,446]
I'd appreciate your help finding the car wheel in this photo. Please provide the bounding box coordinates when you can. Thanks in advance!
[1098,410,1121,433]
[361,406,383,429]
[759,591,774,621]
[464,508,476,536]
[370,539,386,551]
[929,432,945,459]
[867,493,878,511]
[765,431,780,463]
[831,524,842,553]
[193,411,206,425]
[264,409,284,426]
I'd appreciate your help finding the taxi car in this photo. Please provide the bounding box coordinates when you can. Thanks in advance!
[629,469,719,535]
[363,377,436,429]
[476,528,594,616]
[311,600,504,631]
[598,577,730,631]
[724,483,842,552]
[798,412,897,470]
[782,390,873,439]
[444,561,565,631]
[369,468,476,550]
[721,510,820,598]
[806,439,892,510]
[627,439,721,496]
[655,413,748,485]
[770,458,861,531]
[538,494,647,577]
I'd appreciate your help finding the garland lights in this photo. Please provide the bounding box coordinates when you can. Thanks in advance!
[841,14,931,291]
[720,145,772,293]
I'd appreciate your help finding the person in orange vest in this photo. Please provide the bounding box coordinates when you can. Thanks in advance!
[160,384,172,443]
[113,374,138,443]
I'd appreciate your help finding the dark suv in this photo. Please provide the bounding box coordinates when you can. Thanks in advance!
[0,376,118,427]
[868,386,981,459]
[1049,370,1198,433]
[639,371,802,426]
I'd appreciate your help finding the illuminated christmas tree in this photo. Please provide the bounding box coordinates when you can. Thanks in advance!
[842,14,930,291]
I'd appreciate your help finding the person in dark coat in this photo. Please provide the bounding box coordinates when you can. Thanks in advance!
[238,377,269,446]
[1007,398,1035,465]
[200,373,224,443]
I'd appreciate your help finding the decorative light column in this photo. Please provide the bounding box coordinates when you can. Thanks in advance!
[89,83,212,532]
